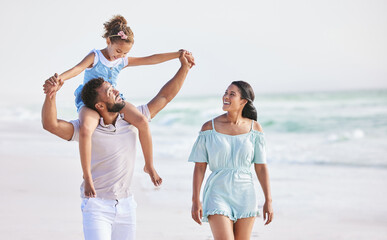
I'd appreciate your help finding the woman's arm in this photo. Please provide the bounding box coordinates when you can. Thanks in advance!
[191,162,207,225]
[254,164,273,225]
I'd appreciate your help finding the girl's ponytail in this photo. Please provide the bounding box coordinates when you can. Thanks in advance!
[103,15,134,43]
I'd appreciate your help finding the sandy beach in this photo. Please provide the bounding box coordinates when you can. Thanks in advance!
[1,120,387,240]
[1,0,386,238]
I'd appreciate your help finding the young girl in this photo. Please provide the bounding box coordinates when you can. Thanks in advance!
[44,15,194,198]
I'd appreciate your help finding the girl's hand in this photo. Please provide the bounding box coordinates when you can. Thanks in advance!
[191,201,203,225]
[43,73,64,98]
[179,51,188,68]
[263,200,273,225]
[179,49,195,68]
[43,81,59,97]
[179,51,195,69]
[185,52,195,68]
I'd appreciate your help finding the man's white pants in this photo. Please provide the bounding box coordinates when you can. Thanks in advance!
[81,196,137,240]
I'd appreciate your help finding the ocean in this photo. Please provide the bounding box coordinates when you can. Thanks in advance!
[1,89,387,240]
[150,89,387,168]
[1,89,386,168]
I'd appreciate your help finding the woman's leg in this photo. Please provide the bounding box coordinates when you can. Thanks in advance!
[208,215,234,240]
[79,107,100,197]
[233,217,256,240]
[121,101,162,186]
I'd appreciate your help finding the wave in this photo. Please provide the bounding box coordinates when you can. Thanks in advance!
[2,89,386,168]
[3,89,387,133]
[326,129,365,142]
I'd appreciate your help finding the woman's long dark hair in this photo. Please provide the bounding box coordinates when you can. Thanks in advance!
[231,81,257,121]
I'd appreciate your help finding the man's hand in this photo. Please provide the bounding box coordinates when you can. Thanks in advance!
[179,49,195,68]
[179,51,195,69]
[43,73,64,98]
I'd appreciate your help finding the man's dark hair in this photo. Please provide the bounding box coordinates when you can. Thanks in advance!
[81,78,105,111]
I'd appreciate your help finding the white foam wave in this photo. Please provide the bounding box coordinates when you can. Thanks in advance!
[326,129,365,142]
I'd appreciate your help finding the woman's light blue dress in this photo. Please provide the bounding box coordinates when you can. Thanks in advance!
[188,119,267,222]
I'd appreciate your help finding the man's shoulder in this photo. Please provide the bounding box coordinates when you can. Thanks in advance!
[71,104,150,138]
[117,104,150,123]
[136,104,151,121]
[68,119,80,142]
[98,104,150,130]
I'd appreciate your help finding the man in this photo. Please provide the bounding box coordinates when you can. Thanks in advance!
[42,52,193,239]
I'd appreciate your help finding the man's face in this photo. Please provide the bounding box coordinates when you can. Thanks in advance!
[97,82,125,112]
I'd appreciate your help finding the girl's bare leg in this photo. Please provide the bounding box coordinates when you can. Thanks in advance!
[208,215,234,240]
[121,101,162,186]
[234,217,255,240]
[79,107,100,197]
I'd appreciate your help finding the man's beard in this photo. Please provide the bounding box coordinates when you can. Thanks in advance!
[107,101,126,112]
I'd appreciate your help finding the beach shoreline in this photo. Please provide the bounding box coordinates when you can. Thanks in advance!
[1,120,386,239]
[1,88,387,240]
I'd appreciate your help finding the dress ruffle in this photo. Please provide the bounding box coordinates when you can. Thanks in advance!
[203,209,260,223]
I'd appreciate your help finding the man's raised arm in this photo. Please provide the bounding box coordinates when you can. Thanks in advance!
[41,81,74,140]
[147,51,193,119]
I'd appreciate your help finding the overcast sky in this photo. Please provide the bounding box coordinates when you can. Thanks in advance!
[1,0,386,104]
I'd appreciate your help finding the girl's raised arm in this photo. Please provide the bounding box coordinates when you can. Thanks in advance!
[58,52,95,81]
[46,52,95,97]
[126,51,181,67]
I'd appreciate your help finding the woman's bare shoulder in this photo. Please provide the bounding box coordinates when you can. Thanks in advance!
[201,120,213,131]
[201,115,226,131]
[253,120,264,133]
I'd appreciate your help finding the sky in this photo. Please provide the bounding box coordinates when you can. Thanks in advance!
[0,0,386,105]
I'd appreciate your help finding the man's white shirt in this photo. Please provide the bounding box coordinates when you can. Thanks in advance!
[70,105,151,200]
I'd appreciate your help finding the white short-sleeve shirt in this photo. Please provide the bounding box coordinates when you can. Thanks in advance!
[70,105,151,200]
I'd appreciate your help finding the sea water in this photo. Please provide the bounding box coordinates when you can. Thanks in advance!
[1,89,387,239]
[1,89,386,168]
[150,89,387,168]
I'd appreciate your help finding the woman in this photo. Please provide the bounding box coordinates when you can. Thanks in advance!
[189,81,273,239]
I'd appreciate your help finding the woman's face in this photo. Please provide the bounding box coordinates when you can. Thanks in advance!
[222,84,247,112]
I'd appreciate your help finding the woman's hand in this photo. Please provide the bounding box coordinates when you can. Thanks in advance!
[263,200,273,225]
[191,200,203,225]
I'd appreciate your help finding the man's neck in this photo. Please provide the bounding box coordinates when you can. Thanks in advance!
[100,111,120,126]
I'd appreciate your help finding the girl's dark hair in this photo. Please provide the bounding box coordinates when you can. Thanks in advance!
[103,15,134,44]
[231,81,257,121]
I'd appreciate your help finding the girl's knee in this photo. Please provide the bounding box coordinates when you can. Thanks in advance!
[130,115,149,129]
[80,123,98,136]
